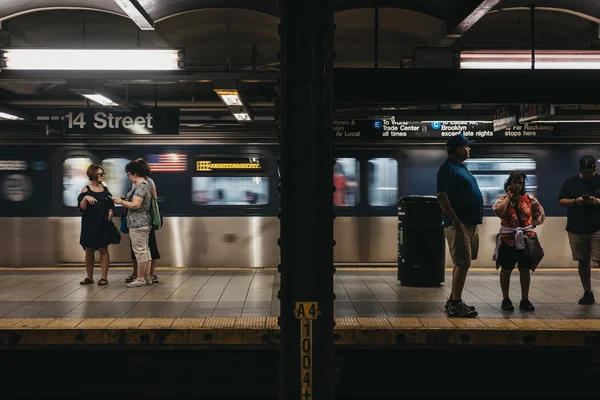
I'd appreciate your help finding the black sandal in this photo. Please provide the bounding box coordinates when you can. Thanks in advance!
[80,277,94,285]
[97,278,108,286]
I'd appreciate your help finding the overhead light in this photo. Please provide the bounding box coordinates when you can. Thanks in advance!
[213,86,253,123]
[214,89,243,106]
[0,112,23,120]
[0,49,184,70]
[460,50,600,69]
[68,81,136,110]
[80,94,119,107]
[113,0,154,30]
[234,113,251,121]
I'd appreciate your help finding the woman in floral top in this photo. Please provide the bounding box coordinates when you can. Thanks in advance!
[492,171,545,312]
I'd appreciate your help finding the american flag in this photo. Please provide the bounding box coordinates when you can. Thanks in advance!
[146,153,187,172]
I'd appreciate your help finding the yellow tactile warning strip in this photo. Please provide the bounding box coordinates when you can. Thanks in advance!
[509,319,551,330]
[0,318,25,328]
[481,319,519,330]
[45,318,86,329]
[1,317,600,347]
[335,318,360,329]
[139,318,175,329]
[170,318,206,328]
[420,318,456,329]
[571,319,600,329]
[0,266,582,272]
[388,317,423,328]
[358,318,392,328]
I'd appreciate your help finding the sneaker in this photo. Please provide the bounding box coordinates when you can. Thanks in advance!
[126,279,147,288]
[578,291,595,305]
[519,299,535,312]
[125,273,137,283]
[145,278,152,286]
[445,298,476,312]
[501,298,514,311]
[151,274,159,283]
[447,301,478,318]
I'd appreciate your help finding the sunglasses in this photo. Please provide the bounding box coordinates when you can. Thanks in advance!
[511,180,524,185]
[97,173,105,177]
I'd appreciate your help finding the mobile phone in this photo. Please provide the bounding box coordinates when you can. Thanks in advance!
[583,195,590,201]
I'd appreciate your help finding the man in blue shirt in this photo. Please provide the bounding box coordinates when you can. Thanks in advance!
[558,155,600,305]
[436,134,483,318]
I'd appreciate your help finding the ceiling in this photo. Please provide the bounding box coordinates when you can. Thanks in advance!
[0,0,599,131]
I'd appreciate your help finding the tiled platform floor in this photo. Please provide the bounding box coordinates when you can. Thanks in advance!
[1,268,600,320]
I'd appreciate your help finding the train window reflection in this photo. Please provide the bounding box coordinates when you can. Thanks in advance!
[63,157,93,207]
[368,158,398,206]
[192,177,268,206]
[334,158,359,207]
[101,158,131,200]
[465,157,537,206]
[465,158,536,171]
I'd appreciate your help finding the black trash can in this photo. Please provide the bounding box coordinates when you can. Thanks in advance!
[397,195,445,287]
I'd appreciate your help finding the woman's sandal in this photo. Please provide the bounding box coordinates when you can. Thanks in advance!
[97,278,108,286]
[80,277,94,285]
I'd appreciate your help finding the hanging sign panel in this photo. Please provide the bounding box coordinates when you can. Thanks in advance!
[63,109,180,135]
[333,118,559,141]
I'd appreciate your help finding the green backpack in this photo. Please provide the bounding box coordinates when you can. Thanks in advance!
[150,197,163,231]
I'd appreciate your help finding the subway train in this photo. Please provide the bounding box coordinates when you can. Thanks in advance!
[0,130,595,268]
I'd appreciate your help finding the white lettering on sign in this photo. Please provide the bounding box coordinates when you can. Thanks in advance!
[65,112,86,129]
[66,112,156,130]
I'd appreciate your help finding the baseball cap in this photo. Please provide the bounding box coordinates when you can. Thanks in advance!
[446,133,474,147]
[579,155,596,170]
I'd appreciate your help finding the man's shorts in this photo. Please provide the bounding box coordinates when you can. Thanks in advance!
[444,224,479,269]
[567,231,600,262]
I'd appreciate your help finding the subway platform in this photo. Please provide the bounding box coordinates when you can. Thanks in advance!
[2,267,600,398]
[1,267,600,346]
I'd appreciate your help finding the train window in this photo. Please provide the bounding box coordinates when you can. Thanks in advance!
[464,157,537,206]
[367,158,398,206]
[63,157,93,207]
[334,158,359,207]
[101,158,131,200]
[192,177,269,205]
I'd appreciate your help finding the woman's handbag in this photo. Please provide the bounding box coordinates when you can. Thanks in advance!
[120,213,129,234]
[524,234,544,271]
[107,219,121,244]
[119,187,137,234]
[150,197,163,231]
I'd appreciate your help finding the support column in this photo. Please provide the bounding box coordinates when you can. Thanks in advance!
[278,1,335,400]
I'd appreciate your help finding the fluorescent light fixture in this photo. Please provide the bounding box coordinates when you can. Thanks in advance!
[214,89,243,106]
[113,0,154,30]
[0,112,23,120]
[214,87,253,122]
[234,113,251,121]
[1,49,183,70]
[81,94,119,107]
[460,50,600,69]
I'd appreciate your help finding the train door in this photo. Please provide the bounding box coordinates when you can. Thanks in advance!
[333,150,399,264]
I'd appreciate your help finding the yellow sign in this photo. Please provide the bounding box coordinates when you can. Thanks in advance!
[196,160,261,171]
[294,302,319,320]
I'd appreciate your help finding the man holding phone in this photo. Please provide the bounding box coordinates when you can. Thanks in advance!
[558,155,600,304]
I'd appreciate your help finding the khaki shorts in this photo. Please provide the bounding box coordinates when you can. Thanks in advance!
[445,224,479,269]
[567,231,600,262]
[130,226,152,263]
